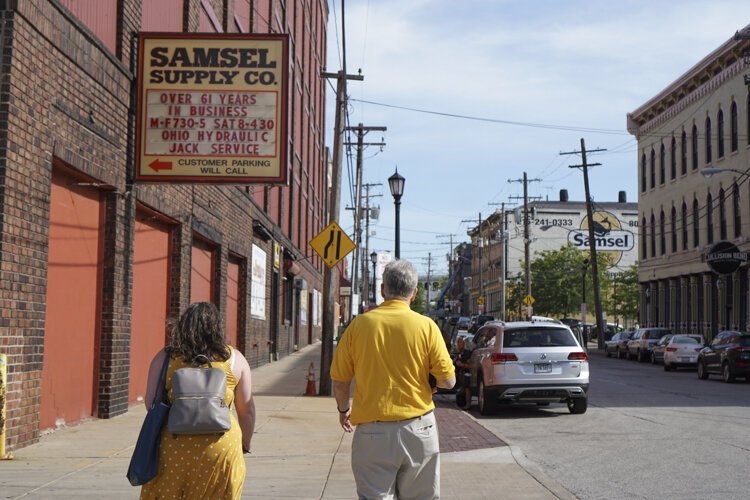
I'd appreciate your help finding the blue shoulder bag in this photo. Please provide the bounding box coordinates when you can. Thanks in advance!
[126,349,171,486]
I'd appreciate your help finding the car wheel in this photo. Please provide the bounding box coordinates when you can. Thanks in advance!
[617,348,625,359]
[567,397,587,414]
[722,362,736,383]
[697,360,709,380]
[455,390,467,408]
[637,349,645,362]
[651,352,657,364]
[478,378,496,416]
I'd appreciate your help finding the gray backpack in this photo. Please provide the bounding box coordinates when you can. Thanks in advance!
[167,354,231,435]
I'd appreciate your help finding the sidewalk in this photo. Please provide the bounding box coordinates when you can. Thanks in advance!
[0,344,575,499]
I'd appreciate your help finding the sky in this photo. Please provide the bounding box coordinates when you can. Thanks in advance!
[325,0,750,276]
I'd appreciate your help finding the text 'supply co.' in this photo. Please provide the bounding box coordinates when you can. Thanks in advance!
[147,47,278,86]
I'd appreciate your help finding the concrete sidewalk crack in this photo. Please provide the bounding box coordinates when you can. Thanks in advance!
[10,447,133,500]
[318,429,347,500]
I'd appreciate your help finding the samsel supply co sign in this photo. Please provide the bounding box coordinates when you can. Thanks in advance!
[136,33,289,183]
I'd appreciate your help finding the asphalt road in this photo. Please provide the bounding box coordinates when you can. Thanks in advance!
[466,349,750,500]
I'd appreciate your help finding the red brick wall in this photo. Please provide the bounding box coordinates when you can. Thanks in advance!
[0,0,328,451]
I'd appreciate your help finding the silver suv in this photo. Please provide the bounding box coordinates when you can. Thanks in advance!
[465,320,589,415]
[626,327,672,362]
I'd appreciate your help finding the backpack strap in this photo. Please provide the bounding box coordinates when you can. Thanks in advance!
[192,354,212,367]
[153,347,171,407]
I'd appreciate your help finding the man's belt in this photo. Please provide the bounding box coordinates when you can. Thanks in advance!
[376,409,433,423]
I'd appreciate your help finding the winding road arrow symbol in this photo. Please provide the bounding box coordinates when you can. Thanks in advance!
[149,159,173,172]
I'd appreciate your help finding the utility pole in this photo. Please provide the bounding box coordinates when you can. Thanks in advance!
[461,213,485,314]
[488,202,507,320]
[319,1,364,394]
[508,173,542,319]
[436,233,456,312]
[426,253,433,313]
[345,124,386,317]
[562,139,607,350]
[361,183,382,308]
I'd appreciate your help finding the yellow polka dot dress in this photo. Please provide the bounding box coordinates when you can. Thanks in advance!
[141,347,246,500]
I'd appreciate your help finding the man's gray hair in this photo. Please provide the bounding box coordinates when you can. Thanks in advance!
[382,259,418,299]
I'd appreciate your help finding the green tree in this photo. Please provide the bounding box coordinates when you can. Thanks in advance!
[411,283,426,313]
[504,278,524,320]
[527,244,614,320]
[603,265,639,326]
[529,244,588,317]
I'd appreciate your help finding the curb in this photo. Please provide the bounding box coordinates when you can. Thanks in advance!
[451,399,578,500]
[508,446,578,500]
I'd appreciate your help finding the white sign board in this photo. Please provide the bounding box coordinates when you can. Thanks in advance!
[251,244,267,319]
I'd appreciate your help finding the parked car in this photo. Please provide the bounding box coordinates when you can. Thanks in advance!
[662,334,704,371]
[605,331,635,358]
[456,316,471,330]
[464,320,589,415]
[450,330,475,353]
[626,328,672,362]
[697,331,750,382]
[649,334,674,364]
[468,314,495,333]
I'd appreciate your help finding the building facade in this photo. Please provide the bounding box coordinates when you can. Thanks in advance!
[0,0,329,451]
[466,191,639,319]
[627,26,750,339]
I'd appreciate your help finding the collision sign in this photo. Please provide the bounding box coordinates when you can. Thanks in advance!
[135,33,289,183]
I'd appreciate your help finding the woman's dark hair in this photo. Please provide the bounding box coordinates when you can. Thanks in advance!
[169,302,230,363]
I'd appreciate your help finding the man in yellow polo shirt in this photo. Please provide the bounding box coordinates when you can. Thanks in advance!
[331,259,456,500]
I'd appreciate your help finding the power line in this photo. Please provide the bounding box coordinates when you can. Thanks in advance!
[351,98,627,135]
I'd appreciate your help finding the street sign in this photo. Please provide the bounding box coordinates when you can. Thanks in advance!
[477,296,484,305]
[523,294,535,306]
[310,221,356,268]
[135,33,289,184]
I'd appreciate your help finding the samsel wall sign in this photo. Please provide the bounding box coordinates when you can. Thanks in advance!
[135,33,289,183]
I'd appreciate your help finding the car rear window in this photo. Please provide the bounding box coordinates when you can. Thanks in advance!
[503,328,577,347]
[672,336,699,344]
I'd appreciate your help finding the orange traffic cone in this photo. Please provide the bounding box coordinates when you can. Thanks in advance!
[305,362,317,396]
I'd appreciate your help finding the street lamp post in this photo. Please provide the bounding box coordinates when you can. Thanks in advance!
[388,168,405,259]
[370,251,378,304]
[701,167,750,179]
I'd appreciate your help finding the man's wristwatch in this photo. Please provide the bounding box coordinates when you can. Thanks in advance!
[337,407,349,414]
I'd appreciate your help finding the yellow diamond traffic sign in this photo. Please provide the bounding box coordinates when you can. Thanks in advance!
[523,294,535,306]
[310,221,356,268]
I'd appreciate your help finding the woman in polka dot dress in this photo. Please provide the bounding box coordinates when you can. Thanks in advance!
[140,302,256,500]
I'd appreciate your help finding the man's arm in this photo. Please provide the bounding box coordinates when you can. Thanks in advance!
[436,375,456,390]
[333,380,354,432]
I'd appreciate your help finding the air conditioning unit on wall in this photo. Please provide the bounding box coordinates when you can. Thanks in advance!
[294,277,308,290]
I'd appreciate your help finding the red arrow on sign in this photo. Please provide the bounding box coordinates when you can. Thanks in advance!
[149,159,173,172]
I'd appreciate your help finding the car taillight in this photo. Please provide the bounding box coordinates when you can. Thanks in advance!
[568,352,588,361]
[490,352,518,364]
[665,347,678,352]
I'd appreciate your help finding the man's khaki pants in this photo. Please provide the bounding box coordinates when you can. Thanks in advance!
[351,412,439,500]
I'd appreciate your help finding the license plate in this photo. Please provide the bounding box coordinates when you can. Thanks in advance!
[534,363,552,373]
[680,357,690,362]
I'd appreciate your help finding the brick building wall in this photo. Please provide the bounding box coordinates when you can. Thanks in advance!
[0,0,329,451]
